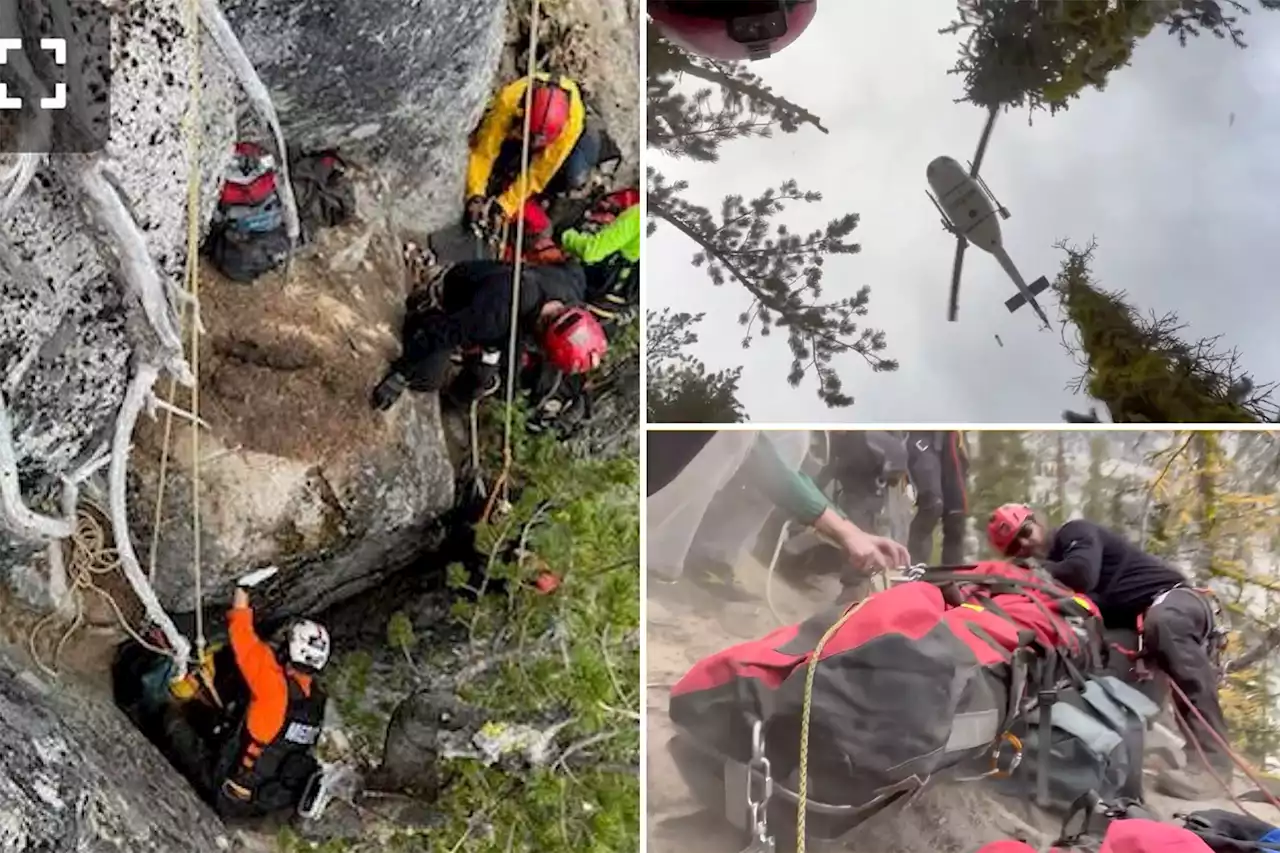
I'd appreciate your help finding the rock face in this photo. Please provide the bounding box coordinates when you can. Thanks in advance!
[129,225,457,618]
[221,0,507,235]
[0,650,227,853]
[3,0,236,487]
[0,0,511,619]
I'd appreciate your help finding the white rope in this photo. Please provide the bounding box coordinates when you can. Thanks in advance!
[108,362,192,676]
[498,0,542,491]
[0,153,43,217]
[184,0,207,663]
[76,158,195,383]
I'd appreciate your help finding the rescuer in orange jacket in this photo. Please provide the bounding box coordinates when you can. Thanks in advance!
[465,73,602,239]
[214,587,331,818]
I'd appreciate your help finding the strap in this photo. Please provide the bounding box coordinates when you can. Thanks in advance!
[1078,680,1131,733]
[913,567,1084,610]
[1006,649,1030,731]
[1036,655,1057,808]
[1095,675,1160,721]
[1055,790,1103,846]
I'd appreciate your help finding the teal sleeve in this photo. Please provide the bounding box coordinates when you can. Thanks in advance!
[743,434,834,525]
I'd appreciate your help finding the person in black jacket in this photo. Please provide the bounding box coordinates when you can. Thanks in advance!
[987,504,1232,800]
[906,431,969,564]
[372,259,607,410]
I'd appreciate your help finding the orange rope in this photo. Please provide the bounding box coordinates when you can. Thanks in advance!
[1167,676,1280,816]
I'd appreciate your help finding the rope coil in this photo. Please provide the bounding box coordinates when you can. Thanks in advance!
[30,504,175,677]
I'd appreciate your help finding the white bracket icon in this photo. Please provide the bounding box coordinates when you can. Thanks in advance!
[41,38,67,110]
[0,37,68,110]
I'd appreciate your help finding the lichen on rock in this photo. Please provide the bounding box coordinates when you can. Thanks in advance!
[0,650,228,853]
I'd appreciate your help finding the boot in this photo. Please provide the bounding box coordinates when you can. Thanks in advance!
[1154,760,1233,800]
[372,371,408,411]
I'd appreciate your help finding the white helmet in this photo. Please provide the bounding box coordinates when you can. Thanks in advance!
[287,620,331,671]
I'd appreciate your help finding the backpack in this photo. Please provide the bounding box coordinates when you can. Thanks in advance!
[289,146,356,240]
[989,673,1158,812]
[206,142,292,282]
[669,564,1111,834]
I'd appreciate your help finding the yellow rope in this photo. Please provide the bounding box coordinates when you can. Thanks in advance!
[795,598,867,853]
[182,0,206,662]
[30,505,177,677]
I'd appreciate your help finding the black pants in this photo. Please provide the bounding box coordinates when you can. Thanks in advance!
[163,707,219,802]
[1143,588,1230,770]
[906,432,968,564]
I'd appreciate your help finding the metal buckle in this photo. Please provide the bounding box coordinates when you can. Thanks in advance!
[739,720,776,853]
[954,731,1023,781]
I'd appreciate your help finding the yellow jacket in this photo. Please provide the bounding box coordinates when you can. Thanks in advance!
[466,73,586,218]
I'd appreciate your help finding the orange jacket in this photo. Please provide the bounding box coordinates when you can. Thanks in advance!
[227,605,316,745]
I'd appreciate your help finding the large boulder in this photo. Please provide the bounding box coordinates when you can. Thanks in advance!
[0,649,228,852]
[128,224,457,618]
[221,0,507,235]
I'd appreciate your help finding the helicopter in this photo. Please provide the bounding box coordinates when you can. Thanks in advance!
[925,107,1052,330]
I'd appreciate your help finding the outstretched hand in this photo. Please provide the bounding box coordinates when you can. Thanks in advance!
[813,509,910,574]
[233,587,250,609]
[846,532,910,574]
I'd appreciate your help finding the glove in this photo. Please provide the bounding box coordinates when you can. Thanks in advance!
[465,196,501,233]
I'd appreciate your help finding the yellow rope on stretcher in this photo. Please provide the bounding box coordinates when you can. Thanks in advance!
[796,598,867,853]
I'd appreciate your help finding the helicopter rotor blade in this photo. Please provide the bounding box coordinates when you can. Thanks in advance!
[947,237,967,322]
[969,105,999,178]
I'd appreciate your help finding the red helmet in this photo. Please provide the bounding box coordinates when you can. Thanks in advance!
[649,0,817,62]
[988,504,1035,556]
[543,307,608,374]
[528,82,571,148]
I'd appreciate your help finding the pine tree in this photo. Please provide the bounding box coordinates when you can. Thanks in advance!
[1054,240,1278,423]
[648,173,898,408]
[1082,435,1111,524]
[647,26,829,161]
[648,31,897,408]
[646,309,748,423]
[970,431,1035,553]
[942,0,1279,117]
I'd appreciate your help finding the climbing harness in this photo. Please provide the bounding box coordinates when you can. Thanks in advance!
[739,719,776,853]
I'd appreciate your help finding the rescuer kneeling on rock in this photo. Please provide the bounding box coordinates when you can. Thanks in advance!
[465,73,602,245]
[371,258,608,411]
[214,587,331,819]
[988,503,1233,800]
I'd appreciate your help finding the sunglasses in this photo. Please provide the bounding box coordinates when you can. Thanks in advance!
[1005,523,1034,557]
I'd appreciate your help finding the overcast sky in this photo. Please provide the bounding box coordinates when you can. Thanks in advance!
[648,0,1280,423]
